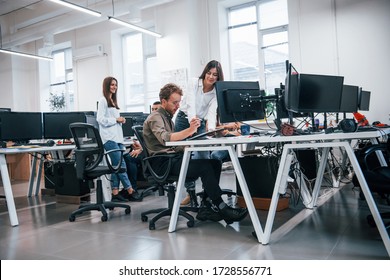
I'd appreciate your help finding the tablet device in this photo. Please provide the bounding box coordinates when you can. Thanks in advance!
[187,127,225,140]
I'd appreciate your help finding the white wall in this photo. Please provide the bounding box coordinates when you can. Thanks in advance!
[1,0,389,123]
[288,0,390,123]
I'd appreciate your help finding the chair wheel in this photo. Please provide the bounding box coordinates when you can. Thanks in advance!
[125,208,131,214]
[69,215,76,222]
[101,215,108,222]
[149,222,155,230]
[141,215,148,222]
[187,220,194,228]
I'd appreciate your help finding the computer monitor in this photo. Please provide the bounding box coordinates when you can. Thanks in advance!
[215,81,265,123]
[284,63,300,112]
[359,89,371,111]
[43,112,87,139]
[121,117,134,137]
[339,85,359,113]
[0,111,43,143]
[120,112,149,137]
[296,73,344,113]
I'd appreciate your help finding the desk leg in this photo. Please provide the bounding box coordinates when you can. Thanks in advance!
[344,144,390,256]
[35,156,44,196]
[309,147,330,208]
[28,153,38,197]
[0,155,19,226]
[168,150,191,233]
[227,146,264,243]
[263,148,294,244]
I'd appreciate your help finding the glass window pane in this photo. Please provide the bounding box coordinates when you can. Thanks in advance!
[124,33,144,106]
[229,5,256,26]
[263,31,289,94]
[259,0,288,29]
[229,24,259,81]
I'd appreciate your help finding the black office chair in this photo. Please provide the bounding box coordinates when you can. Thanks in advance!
[132,125,198,230]
[353,139,390,228]
[68,123,131,222]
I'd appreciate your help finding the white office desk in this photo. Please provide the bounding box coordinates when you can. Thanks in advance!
[0,144,75,226]
[166,128,390,256]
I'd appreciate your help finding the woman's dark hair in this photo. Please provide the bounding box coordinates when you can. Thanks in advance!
[102,76,119,109]
[199,60,224,81]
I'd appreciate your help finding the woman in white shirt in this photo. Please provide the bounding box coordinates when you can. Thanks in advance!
[175,60,224,159]
[96,77,134,202]
[175,61,224,206]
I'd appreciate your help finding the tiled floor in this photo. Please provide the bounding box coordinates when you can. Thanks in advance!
[0,169,389,260]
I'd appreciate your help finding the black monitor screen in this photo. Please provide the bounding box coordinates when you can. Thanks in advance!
[359,90,371,111]
[121,117,134,137]
[339,85,359,113]
[43,112,87,139]
[215,81,264,123]
[296,73,344,113]
[120,112,149,137]
[0,111,43,143]
[284,63,301,113]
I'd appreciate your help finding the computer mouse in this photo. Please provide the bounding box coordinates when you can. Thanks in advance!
[46,139,55,146]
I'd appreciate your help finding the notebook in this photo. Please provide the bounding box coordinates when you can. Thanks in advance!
[187,127,225,140]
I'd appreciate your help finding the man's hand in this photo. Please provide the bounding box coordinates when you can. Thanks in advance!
[130,149,142,157]
[189,117,201,135]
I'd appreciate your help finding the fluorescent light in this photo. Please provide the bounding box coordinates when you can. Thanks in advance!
[50,0,101,17]
[0,49,53,61]
[108,17,162,38]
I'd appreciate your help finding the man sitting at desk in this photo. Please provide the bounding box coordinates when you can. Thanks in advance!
[143,83,248,224]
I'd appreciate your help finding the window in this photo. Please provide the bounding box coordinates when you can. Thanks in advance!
[122,32,160,112]
[228,0,288,95]
[49,48,74,111]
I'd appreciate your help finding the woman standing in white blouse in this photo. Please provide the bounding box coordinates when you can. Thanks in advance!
[174,60,224,159]
[96,76,134,202]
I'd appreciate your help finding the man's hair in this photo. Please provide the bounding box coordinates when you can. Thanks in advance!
[153,101,161,105]
[159,83,183,101]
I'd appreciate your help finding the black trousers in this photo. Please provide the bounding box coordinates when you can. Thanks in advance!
[151,155,223,201]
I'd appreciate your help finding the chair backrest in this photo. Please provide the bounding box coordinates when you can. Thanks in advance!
[69,122,104,179]
[132,125,149,157]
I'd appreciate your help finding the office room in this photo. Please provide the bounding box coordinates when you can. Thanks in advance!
[1,0,389,276]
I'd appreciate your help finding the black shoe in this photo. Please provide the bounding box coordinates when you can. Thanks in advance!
[196,205,223,222]
[111,194,128,202]
[218,205,248,224]
[128,190,143,202]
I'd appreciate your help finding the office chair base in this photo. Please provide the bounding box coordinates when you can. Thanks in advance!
[142,208,195,230]
[69,201,131,222]
[69,179,131,222]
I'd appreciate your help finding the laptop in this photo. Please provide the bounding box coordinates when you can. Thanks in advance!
[187,127,225,140]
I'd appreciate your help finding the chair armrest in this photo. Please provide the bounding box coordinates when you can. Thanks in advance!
[142,153,182,184]
[104,148,125,173]
[360,143,389,170]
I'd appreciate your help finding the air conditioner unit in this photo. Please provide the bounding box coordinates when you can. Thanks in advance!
[73,44,104,60]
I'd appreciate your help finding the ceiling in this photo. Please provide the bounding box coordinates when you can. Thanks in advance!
[0,0,174,49]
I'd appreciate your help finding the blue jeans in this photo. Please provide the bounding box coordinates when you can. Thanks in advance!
[103,141,131,190]
[175,111,209,159]
[210,150,230,163]
[124,152,142,190]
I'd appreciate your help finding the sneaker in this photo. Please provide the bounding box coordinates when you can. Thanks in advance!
[128,190,143,202]
[218,205,248,224]
[111,193,128,202]
[196,205,223,222]
[180,194,191,206]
